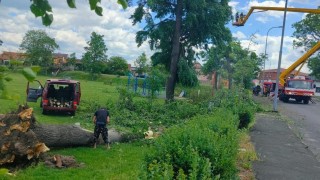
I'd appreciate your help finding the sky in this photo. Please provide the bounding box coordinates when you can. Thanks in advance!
[0,0,319,73]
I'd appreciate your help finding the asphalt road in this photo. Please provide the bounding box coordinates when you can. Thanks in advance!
[279,99,320,160]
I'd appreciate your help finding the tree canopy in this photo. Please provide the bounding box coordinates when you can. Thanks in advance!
[292,9,320,78]
[134,52,149,75]
[202,41,262,89]
[20,30,59,73]
[82,32,108,79]
[131,0,232,100]
[106,56,128,76]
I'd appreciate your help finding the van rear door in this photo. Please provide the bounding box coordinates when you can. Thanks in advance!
[26,80,43,102]
[75,82,81,105]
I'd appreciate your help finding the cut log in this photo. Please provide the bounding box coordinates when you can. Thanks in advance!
[0,105,123,168]
[0,107,49,166]
[32,124,94,147]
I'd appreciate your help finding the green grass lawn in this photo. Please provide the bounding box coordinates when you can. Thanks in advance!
[12,143,151,180]
[1,73,153,179]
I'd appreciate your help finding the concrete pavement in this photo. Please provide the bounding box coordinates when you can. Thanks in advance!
[251,113,320,180]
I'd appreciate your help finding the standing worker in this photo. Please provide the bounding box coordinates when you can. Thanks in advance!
[240,12,244,22]
[235,12,239,22]
[93,107,110,149]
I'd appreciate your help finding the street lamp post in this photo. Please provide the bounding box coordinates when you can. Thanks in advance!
[263,26,283,81]
[273,0,289,112]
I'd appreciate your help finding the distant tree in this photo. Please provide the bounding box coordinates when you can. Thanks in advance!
[20,30,59,75]
[292,9,320,78]
[134,52,149,75]
[146,64,168,100]
[106,56,128,76]
[0,40,2,46]
[82,32,108,79]
[0,66,12,99]
[67,53,77,67]
[233,52,262,89]
[203,41,261,89]
[131,0,232,100]
[177,59,198,87]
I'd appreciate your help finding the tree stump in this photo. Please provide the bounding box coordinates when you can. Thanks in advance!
[0,106,49,166]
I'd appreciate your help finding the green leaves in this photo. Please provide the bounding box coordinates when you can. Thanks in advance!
[67,0,76,8]
[30,0,129,26]
[89,0,103,16]
[95,6,103,16]
[30,0,53,26]
[117,0,128,9]
[42,13,53,26]
[22,68,37,82]
[89,0,100,10]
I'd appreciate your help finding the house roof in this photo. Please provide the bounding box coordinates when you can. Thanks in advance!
[0,51,26,60]
[0,51,69,61]
[53,53,68,58]
[262,68,309,76]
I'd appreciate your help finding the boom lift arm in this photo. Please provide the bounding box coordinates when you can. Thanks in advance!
[233,6,320,86]
[233,6,320,26]
[279,42,320,86]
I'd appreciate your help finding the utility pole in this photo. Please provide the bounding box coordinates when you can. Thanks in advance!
[262,26,282,83]
[273,0,288,112]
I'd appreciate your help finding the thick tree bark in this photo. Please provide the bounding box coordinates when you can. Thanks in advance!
[0,107,122,167]
[32,124,94,148]
[166,0,183,101]
[0,107,49,166]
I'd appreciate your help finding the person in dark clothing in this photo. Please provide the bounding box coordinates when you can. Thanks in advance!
[240,12,244,22]
[235,12,239,22]
[93,107,110,149]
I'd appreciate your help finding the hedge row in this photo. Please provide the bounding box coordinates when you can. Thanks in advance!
[140,109,239,179]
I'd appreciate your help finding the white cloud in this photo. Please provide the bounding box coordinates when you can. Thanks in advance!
[289,0,320,5]
[232,31,247,39]
[239,0,299,23]
[229,1,240,15]
[238,33,310,73]
[255,16,270,23]
[0,0,153,64]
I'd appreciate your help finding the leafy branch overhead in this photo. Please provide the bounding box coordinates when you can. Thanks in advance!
[29,0,128,26]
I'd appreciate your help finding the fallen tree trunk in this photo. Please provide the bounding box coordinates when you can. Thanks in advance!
[0,107,49,166]
[0,106,122,167]
[32,124,94,148]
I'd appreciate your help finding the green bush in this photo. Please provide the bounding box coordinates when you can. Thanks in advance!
[206,88,258,129]
[141,109,239,179]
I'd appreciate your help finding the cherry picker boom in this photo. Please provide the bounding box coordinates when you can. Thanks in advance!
[233,6,320,104]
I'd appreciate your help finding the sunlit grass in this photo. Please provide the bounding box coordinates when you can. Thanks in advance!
[13,142,152,180]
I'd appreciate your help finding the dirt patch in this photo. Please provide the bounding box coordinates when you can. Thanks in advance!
[43,154,84,168]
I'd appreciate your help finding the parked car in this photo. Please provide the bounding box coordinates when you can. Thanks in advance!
[27,79,81,115]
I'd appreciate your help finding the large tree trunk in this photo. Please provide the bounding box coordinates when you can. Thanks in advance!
[32,124,94,148]
[166,0,183,101]
[0,106,122,167]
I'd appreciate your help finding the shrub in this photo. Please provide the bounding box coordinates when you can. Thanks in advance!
[140,109,239,179]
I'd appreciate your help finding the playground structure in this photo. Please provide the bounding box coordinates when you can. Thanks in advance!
[127,74,165,97]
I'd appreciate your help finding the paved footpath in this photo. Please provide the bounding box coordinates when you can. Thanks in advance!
[250,113,320,180]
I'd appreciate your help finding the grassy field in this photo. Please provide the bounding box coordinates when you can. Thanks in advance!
[1,73,155,179]
[1,72,258,179]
